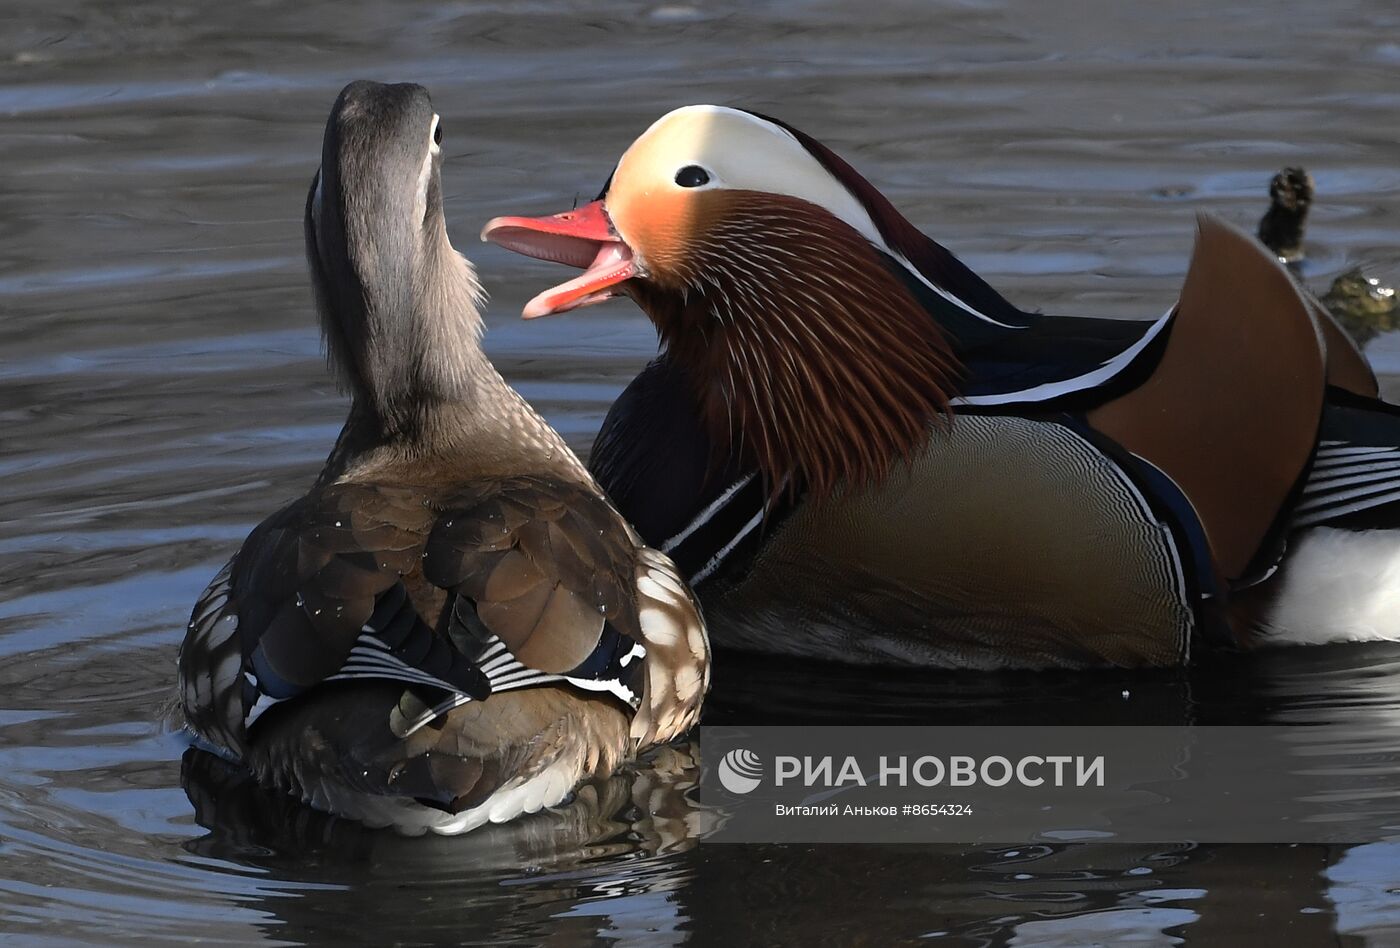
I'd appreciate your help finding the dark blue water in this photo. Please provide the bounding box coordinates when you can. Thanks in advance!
[4,0,1400,943]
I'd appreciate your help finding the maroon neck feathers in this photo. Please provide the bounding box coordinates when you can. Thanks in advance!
[634,192,961,500]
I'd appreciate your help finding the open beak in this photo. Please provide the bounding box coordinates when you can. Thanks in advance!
[481,200,637,319]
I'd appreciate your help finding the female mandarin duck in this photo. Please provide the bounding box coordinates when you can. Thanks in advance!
[484,104,1400,669]
[177,82,708,835]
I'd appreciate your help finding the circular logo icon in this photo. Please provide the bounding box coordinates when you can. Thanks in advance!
[718,748,763,794]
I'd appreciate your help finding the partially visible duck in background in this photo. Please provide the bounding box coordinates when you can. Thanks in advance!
[485,104,1400,668]
[177,82,708,835]
[1255,166,1399,348]
[1258,166,1314,266]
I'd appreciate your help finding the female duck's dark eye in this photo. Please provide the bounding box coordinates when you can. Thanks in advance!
[674,165,710,188]
[433,121,443,146]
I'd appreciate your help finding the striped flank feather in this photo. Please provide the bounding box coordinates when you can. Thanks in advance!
[1293,440,1400,528]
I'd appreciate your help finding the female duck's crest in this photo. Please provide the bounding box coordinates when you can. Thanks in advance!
[485,105,992,497]
[308,80,485,433]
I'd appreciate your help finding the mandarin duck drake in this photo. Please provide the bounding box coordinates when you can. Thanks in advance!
[484,104,1400,669]
[177,82,708,835]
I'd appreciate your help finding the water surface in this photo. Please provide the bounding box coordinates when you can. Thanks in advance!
[4,0,1400,944]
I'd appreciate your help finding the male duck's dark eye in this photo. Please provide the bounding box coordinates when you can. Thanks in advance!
[433,121,443,146]
[674,165,710,188]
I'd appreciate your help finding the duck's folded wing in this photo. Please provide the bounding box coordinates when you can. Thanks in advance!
[424,476,704,747]
[180,475,697,762]
[423,477,644,699]
[1307,291,1379,398]
[178,483,484,756]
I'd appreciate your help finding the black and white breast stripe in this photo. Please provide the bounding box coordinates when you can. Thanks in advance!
[660,471,775,586]
[661,472,755,554]
[1293,440,1400,528]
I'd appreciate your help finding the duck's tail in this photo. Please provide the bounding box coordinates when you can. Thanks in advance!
[243,682,630,836]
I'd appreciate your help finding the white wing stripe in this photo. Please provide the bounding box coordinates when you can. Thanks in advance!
[1312,455,1400,473]
[1304,467,1400,494]
[1312,452,1400,471]
[562,676,638,704]
[1293,487,1400,527]
[336,646,464,692]
[334,662,456,690]
[479,653,519,675]
[490,672,560,692]
[1314,446,1400,460]
[488,667,555,688]
[1296,480,1400,514]
[476,641,508,663]
[953,305,1175,407]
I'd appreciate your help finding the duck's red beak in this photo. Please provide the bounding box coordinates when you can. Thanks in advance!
[481,200,637,319]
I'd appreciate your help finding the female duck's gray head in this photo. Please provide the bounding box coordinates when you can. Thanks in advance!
[306,80,485,433]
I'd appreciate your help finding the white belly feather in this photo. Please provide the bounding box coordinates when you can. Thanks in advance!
[1261,527,1400,646]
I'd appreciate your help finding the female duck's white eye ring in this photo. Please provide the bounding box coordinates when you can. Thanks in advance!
[430,114,442,154]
